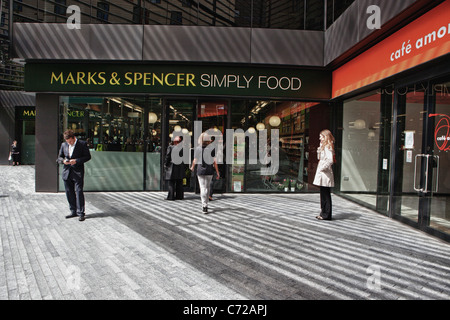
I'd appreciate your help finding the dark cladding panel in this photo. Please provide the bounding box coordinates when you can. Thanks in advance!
[89,25,143,60]
[251,29,324,66]
[324,0,420,65]
[143,26,199,61]
[194,27,252,63]
[35,94,59,192]
[324,2,360,65]
[143,25,251,63]
[358,0,418,40]
[14,23,144,61]
[14,23,91,60]
[15,23,324,66]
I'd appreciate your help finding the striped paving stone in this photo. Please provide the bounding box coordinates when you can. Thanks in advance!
[87,191,450,300]
[1,165,450,300]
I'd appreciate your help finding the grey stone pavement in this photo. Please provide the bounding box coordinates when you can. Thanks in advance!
[1,165,450,301]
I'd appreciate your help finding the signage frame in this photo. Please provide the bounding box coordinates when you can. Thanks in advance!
[25,62,332,100]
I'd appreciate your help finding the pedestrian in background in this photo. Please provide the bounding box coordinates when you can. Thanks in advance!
[313,129,335,221]
[190,132,220,214]
[57,130,91,221]
[164,135,185,200]
[10,140,20,166]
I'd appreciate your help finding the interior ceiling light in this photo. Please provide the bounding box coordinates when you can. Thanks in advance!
[269,116,281,127]
[148,112,158,124]
[256,123,265,131]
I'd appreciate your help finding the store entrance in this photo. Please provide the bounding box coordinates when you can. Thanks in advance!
[15,107,36,165]
[164,99,228,194]
[21,120,35,165]
[392,79,450,235]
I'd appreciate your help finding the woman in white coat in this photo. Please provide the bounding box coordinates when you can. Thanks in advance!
[313,129,335,220]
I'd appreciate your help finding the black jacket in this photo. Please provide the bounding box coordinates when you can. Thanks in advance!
[57,139,92,181]
[164,145,186,180]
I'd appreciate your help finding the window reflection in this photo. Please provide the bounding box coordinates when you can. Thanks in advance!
[58,96,162,191]
[11,0,353,31]
[60,96,162,153]
[340,92,383,208]
[231,100,331,193]
[430,80,450,234]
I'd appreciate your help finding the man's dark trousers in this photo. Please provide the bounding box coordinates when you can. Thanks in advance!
[64,170,86,216]
[58,139,91,217]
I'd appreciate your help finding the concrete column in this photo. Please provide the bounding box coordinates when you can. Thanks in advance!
[35,94,59,192]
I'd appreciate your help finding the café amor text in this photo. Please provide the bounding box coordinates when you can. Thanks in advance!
[49,71,302,91]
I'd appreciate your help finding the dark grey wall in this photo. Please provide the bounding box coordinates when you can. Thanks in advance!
[35,94,59,192]
[13,23,325,67]
[324,0,419,65]
[12,0,423,68]
[0,105,15,165]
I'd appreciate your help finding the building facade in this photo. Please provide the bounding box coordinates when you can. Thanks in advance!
[1,0,449,241]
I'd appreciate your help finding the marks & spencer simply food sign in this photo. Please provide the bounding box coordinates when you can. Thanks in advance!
[25,63,331,99]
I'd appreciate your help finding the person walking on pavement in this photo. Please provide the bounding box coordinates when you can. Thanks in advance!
[190,132,220,214]
[313,129,335,221]
[164,135,185,200]
[10,140,20,166]
[57,130,91,221]
[208,135,217,201]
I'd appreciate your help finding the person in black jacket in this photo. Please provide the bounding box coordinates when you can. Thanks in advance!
[164,135,186,200]
[10,140,20,166]
[57,130,92,221]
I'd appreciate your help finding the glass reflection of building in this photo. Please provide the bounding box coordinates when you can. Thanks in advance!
[1,0,355,90]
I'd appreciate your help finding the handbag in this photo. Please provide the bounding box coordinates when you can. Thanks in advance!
[8,153,12,161]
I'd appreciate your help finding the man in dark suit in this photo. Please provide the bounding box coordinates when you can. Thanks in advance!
[57,130,91,221]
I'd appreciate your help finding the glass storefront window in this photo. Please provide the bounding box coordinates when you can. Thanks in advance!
[57,96,333,194]
[340,92,383,209]
[396,89,425,223]
[430,80,450,234]
[229,100,246,192]
[230,100,332,193]
[197,99,228,194]
[58,96,162,191]
[11,0,352,31]
[246,100,305,192]
[390,79,450,236]
[166,99,194,190]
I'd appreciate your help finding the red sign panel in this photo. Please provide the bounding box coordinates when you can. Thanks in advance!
[332,0,450,98]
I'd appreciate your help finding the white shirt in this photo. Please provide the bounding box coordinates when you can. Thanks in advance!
[69,138,77,158]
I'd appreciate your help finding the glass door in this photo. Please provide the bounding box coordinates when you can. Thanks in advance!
[392,79,450,236]
[391,87,425,224]
[428,79,450,234]
[165,99,195,192]
[197,99,229,194]
[21,120,35,165]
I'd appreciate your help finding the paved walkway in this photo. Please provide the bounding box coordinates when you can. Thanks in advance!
[1,165,450,300]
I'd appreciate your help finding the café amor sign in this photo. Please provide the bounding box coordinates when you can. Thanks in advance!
[25,63,331,100]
